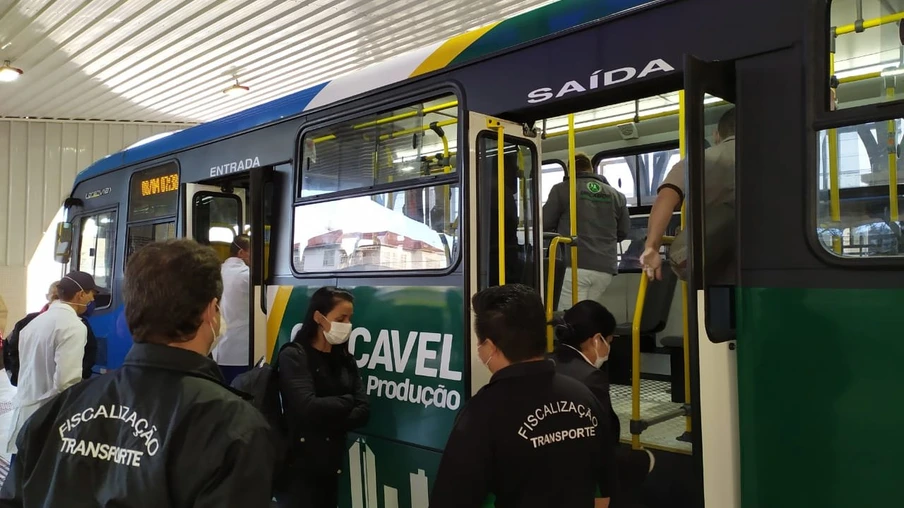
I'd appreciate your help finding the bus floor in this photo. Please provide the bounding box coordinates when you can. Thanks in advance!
[611,380,692,454]
[612,380,700,508]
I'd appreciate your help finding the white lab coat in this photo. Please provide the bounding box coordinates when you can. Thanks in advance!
[4,301,86,454]
[214,257,250,366]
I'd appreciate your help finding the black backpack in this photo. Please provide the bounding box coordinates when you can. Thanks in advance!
[4,312,40,386]
[230,342,299,492]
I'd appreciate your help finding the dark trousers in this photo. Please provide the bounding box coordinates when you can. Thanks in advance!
[276,471,338,508]
[611,447,652,508]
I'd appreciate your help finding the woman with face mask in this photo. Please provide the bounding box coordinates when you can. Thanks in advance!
[551,300,654,508]
[277,286,370,508]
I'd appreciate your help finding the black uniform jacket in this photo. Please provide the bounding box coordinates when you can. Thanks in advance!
[0,343,275,508]
[550,344,621,444]
[430,359,616,508]
[278,341,370,476]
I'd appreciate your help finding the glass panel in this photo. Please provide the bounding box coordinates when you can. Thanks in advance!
[292,183,460,273]
[541,161,565,205]
[78,211,116,304]
[299,95,459,197]
[192,193,242,263]
[598,156,636,206]
[477,134,538,289]
[831,0,904,110]
[700,98,737,286]
[817,118,904,257]
[127,221,176,262]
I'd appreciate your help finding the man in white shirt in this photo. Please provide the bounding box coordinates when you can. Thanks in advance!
[214,235,251,384]
[3,271,99,456]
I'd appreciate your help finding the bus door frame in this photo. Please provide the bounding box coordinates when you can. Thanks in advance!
[466,111,542,393]
[683,53,739,508]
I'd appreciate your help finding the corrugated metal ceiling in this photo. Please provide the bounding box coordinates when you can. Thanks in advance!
[0,0,555,123]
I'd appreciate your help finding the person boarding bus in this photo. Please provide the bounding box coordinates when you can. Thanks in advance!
[430,284,615,508]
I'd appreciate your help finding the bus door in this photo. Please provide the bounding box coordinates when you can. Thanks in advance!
[683,54,739,508]
[182,183,252,364]
[467,111,541,390]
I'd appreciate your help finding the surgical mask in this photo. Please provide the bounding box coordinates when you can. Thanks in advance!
[594,337,610,368]
[209,306,227,354]
[324,321,352,345]
[82,301,96,318]
[477,342,494,370]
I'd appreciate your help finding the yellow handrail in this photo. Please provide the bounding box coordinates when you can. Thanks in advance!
[631,273,648,450]
[834,11,904,36]
[678,90,692,435]
[546,236,574,351]
[828,52,843,254]
[567,114,578,304]
[887,82,900,221]
[488,118,507,285]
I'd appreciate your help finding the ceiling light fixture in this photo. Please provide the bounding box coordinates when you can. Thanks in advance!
[0,60,23,82]
[223,76,249,96]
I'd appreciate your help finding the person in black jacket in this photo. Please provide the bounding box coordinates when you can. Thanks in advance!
[277,286,370,508]
[431,284,615,508]
[0,239,275,507]
[551,300,655,507]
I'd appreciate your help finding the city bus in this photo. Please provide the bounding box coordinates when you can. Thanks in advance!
[52,0,903,506]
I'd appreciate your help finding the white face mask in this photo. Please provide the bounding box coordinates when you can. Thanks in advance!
[324,321,352,345]
[209,306,226,354]
[477,342,494,371]
[594,336,610,368]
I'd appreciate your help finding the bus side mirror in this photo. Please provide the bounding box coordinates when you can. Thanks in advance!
[54,222,72,264]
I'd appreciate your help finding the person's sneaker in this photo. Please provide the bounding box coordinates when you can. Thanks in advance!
[645,448,656,473]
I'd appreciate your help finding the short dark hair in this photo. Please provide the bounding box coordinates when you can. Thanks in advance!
[553,300,616,348]
[718,107,735,139]
[471,284,546,362]
[56,283,78,302]
[231,234,251,256]
[124,239,223,345]
[574,153,593,173]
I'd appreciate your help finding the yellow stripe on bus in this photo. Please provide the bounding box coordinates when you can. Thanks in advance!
[266,286,293,362]
[409,22,500,78]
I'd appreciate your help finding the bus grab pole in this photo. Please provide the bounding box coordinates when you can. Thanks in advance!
[887,79,899,221]
[678,90,693,436]
[828,48,842,253]
[567,114,578,305]
[487,118,506,285]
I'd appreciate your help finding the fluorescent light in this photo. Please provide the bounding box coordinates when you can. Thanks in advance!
[0,61,23,82]
[881,67,904,77]
[223,83,249,96]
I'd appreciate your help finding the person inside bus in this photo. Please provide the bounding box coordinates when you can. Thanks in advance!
[551,300,655,508]
[543,153,630,310]
[430,284,615,508]
[0,239,276,507]
[640,107,735,282]
[214,234,251,384]
[277,286,370,508]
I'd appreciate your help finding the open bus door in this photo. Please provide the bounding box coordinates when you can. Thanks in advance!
[182,182,250,366]
[467,111,542,392]
[183,183,248,258]
[683,54,739,508]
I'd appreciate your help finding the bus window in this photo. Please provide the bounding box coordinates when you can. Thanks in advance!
[78,211,116,307]
[541,160,565,205]
[192,193,242,262]
[293,183,460,273]
[299,94,459,198]
[126,221,176,262]
[816,119,904,258]
[477,135,538,289]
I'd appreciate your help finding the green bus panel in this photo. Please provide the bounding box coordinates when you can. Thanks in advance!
[273,285,467,451]
[737,287,904,507]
